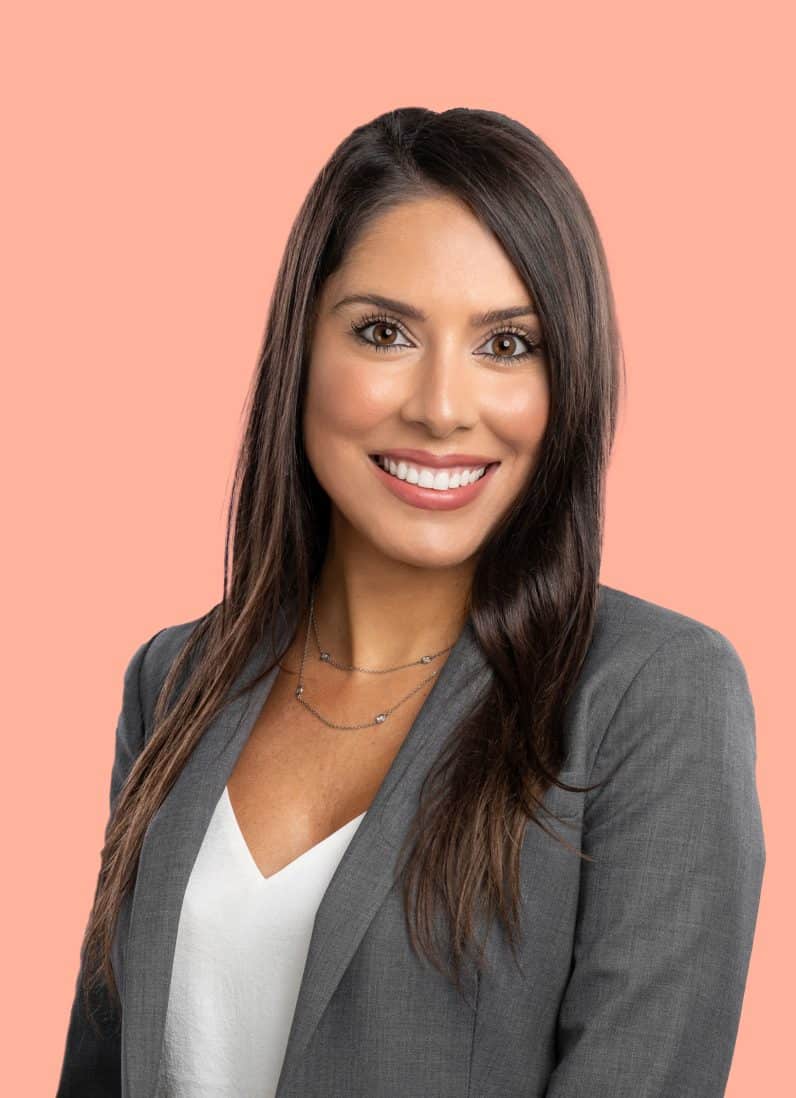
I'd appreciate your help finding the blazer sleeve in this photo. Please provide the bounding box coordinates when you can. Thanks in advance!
[55,631,160,1098]
[544,623,766,1098]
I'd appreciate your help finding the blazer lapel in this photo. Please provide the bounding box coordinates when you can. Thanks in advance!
[121,600,492,1098]
[275,614,492,1094]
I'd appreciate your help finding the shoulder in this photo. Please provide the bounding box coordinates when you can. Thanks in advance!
[566,584,754,779]
[136,610,212,731]
[592,583,749,679]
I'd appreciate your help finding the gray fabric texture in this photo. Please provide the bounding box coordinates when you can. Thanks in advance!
[56,583,766,1097]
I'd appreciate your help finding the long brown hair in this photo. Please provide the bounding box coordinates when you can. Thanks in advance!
[80,106,624,1029]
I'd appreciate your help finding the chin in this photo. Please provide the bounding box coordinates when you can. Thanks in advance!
[358,526,481,571]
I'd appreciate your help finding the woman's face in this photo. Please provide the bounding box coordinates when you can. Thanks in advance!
[303,194,550,570]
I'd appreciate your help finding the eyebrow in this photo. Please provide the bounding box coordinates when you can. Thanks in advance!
[331,292,538,327]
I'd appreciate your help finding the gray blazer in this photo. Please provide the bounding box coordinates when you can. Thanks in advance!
[56,583,766,1097]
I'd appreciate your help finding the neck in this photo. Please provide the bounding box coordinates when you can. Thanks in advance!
[309,552,473,670]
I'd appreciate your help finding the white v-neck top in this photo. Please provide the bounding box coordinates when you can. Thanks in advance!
[155,784,367,1098]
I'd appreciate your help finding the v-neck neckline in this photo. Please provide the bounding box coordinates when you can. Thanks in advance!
[221,784,367,885]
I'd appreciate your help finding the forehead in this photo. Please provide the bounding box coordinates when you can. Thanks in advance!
[327,196,533,316]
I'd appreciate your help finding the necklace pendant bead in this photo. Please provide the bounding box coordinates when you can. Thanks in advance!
[295,685,303,697]
[319,651,330,661]
[420,655,432,663]
[375,713,387,723]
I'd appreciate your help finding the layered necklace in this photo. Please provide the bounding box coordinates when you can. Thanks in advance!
[293,581,456,730]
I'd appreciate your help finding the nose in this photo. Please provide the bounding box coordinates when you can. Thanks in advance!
[399,342,479,437]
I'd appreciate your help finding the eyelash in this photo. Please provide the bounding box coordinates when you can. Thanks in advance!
[349,312,544,363]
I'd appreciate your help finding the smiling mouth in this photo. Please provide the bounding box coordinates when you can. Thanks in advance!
[368,453,499,491]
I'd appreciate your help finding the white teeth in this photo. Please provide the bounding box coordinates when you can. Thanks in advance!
[376,456,488,491]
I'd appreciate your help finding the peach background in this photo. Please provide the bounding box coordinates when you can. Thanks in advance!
[2,1,790,1093]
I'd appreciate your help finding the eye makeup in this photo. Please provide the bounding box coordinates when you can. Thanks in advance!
[349,311,545,364]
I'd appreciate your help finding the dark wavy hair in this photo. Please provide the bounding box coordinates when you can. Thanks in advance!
[79,106,624,1029]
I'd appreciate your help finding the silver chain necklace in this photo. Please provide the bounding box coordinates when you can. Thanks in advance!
[293,582,455,730]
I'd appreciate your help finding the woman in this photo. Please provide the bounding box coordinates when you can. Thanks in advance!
[56,107,766,1098]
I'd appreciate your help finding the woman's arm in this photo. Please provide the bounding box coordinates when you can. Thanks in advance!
[55,630,160,1098]
[544,624,766,1097]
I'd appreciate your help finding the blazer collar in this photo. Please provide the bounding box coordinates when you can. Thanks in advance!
[122,596,492,1098]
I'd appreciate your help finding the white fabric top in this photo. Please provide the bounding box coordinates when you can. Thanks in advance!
[155,784,367,1097]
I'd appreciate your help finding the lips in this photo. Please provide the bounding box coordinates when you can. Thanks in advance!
[370,454,489,488]
[369,448,500,469]
[366,449,500,511]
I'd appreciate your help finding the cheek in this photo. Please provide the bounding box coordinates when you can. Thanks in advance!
[306,354,395,438]
[483,373,550,457]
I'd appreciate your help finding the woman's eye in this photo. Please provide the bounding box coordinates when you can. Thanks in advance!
[475,330,543,362]
[350,315,544,362]
[351,317,412,352]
